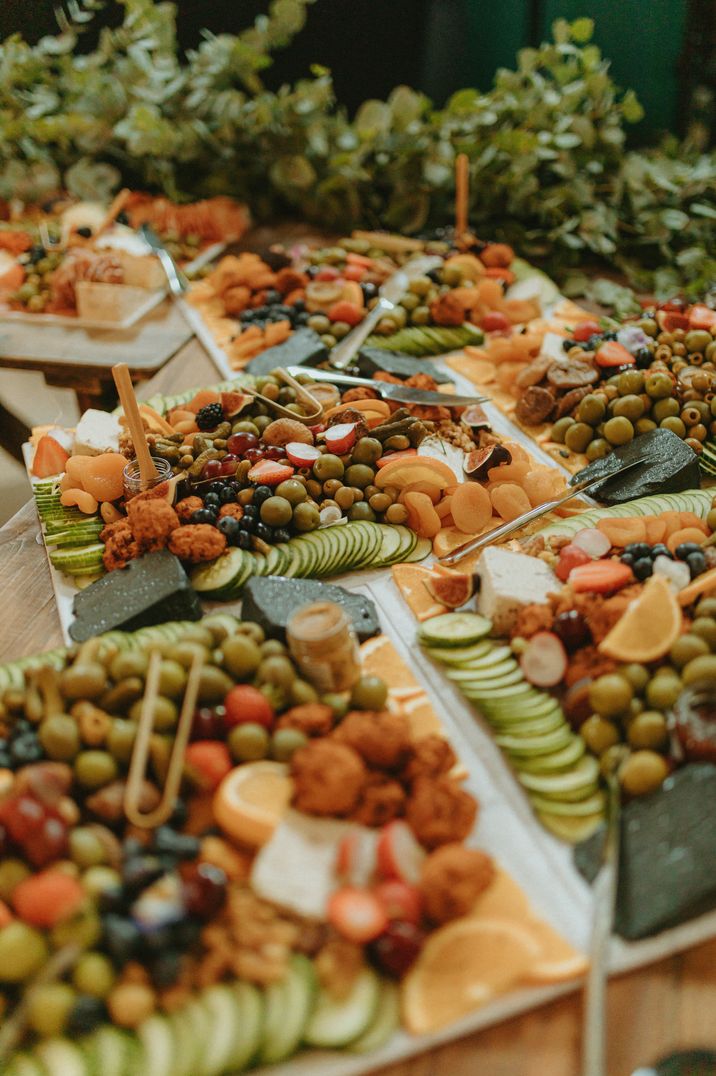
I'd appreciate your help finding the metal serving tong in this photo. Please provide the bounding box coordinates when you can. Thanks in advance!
[140,223,190,297]
[124,649,203,829]
[329,254,444,370]
[286,365,489,409]
[244,366,323,424]
[582,768,621,1076]
[439,457,647,566]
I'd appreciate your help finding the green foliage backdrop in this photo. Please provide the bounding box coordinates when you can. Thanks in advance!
[0,0,715,294]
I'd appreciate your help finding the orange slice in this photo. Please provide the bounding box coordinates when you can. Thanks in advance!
[402,692,443,740]
[401,917,542,1034]
[359,636,422,699]
[472,867,532,921]
[213,761,292,848]
[598,574,682,663]
[374,457,457,491]
[444,353,497,386]
[523,918,588,984]
[432,525,482,559]
[391,564,447,621]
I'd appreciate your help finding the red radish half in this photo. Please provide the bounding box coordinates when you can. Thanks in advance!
[336,829,378,888]
[285,442,321,468]
[572,528,611,559]
[520,631,568,688]
[376,820,426,885]
[327,886,388,943]
[374,880,423,925]
[324,423,358,454]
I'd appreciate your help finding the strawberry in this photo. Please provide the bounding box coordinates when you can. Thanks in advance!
[657,311,690,333]
[184,742,233,791]
[594,341,634,368]
[285,442,321,468]
[479,311,510,333]
[323,422,358,454]
[376,820,426,885]
[572,320,601,342]
[689,304,716,331]
[31,434,70,479]
[374,880,423,925]
[247,459,295,485]
[568,560,634,594]
[336,829,378,887]
[327,886,388,943]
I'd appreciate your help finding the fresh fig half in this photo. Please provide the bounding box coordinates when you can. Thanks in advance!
[463,443,512,480]
[424,570,476,609]
[460,404,492,432]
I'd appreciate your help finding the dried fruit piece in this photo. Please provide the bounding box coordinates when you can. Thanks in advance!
[463,444,511,480]
[449,483,493,534]
[490,483,531,522]
[424,570,475,609]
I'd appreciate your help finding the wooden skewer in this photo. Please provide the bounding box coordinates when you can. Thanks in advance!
[99,187,131,235]
[112,362,158,491]
[124,649,204,829]
[455,153,469,239]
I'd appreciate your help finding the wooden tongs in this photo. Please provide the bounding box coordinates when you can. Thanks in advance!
[243,366,323,424]
[124,648,203,828]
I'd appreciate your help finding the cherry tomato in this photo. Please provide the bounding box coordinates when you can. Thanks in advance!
[185,741,233,790]
[556,542,592,582]
[223,685,275,730]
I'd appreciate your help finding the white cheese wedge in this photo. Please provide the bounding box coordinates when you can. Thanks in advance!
[73,408,122,456]
[476,546,559,635]
[251,809,358,920]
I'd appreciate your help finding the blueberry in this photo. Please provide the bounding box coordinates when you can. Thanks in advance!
[203,492,220,508]
[10,733,43,765]
[150,950,183,989]
[76,226,93,239]
[635,347,653,369]
[620,552,635,567]
[686,551,707,578]
[676,542,703,559]
[562,338,575,352]
[255,522,272,542]
[209,481,226,494]
[238,531,252,550]
[102,914,141,963]
[651,543,673,559]
[265,290,281,305]
[633,557,654,580]
[191,509,217,525]
[296,311,310,325]
[253,486,273,505]
[68,996,106,1034]
[624,542,652,560]
[253,306,268,319]
[154,827,201,860]
[361,282,378,299]
[602,331,617,341]
[242,504,258,518]
[240,516,256,534]
[292,299,306,313]
[219,486,236,504]
[585,334,602,350]
[273,527,291,544]
[122,854,164,892]
[217,516,240,541]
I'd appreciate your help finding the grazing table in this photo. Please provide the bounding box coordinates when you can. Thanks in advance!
[1,333,715,1076]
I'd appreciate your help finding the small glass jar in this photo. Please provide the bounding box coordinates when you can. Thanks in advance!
[286,601,361,694]
[671,682,716,763]
[123,456,174,499]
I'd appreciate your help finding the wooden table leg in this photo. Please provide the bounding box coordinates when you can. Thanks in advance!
[0,401,30,462]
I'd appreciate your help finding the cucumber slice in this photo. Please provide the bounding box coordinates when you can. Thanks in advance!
[536,488,713,540]
[227,981,263,1071]
[371,524,403,567]
[419,612,492,648]
[449,645,513,669]
[487,696,563,723]
[86,1027,138,1076]
[4,1054,49,1076]
[304,967,381,1048]
[170,998,210,1076]
[461,669,526,693]
[201,985,241,1075]
[259,954,316,1064]
[518,755,600,797]
[378,525,417,566]
[497,724,574,757]
[36,1038,90,1076]
[49,543,105,575]
[445,657,519,681]
[490,711,566,737]
[536,809,604,843]
[190,549,245,594]
[529,789,606,816]
[137,1015,174,1076]
[349,979,400,1054]
[519,736,586,774]
[425,641,493,665]
[403,536,432,563]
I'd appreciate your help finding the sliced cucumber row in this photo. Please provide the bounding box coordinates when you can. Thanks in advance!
[421,612,605,843]
[49,543,105,576]
[535,488,714,541]
[190,521,430,599]
[365,323,483,356]
[9,962,396,1075]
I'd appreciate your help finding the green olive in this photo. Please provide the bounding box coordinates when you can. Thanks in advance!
[74,750,119,790]
[682,654,716,685]
[645,672,683,709]
[129,695,177,732]
[313,454,344,481]
[270,728,309,762]
[260,496,293,527]
[580,714,620,755]
[690,617,716,649]
[612,394,645,422]
[69,827,108,868]
[351,437,383,465]
[60,662,108,701]
[696,597,716,619]
[260,639,287,657]
[585,437,610,461]
[158,660,187,699]
[289,679,319,705]
[589,674,633,718]
[228,722,270,762]
[39,714,80,761]
[627,710,669,750]
[669,634,709,669]
[603,416,634,446]
[0,859,30,902]
[618,750,669,796]
[106,719,138,764]
[170,641,212,671]
[27,981,75,1035]
[660,416,686,438]
[369,492,392,513]
[221,634,262,680]
[645,372,674,399]
[634,418,657,436]
[651,396,680,422]
[685,330,713,353]
[257,655,296,689]
[617,369,645,395]
[619,663,650,694]
[275,479,307,505]
[350,675,388,710]
[175,625,215,650]
[550,417,575,444]
[577,395,607,427]
[348,502,377,522]
[292,502,321,532]
[385,503,409,525]
[196,665,235,704]
[564,422,594,453]
[72,951,115,998]
[235,622,265,644]
[109,651,149,681]
[344,464,376,489]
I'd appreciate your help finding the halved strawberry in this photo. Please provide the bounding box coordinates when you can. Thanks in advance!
[32,435,70,478]
[572,320,601,342]
[374,879,423,925]
[324,423,358,454]
[327,886,388,943]
[689,304,716,331]
[247,459,295,485]
[285,442,321,468]
[336,829,378,887]
[594,341,634,368]
[657,310,690,333]
[568,559,634,594]
[376,820,426,885]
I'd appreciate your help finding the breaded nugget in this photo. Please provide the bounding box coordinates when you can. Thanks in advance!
[167,524,227,564]
[126,497,179,553]
[350,773,406,827]
[406,776,477,849]
[277,704,335,738]
[100,519,139,571]
[291,741,366,817]
[420,843,496,924]
[402,735,456,784]
[175,496,203,523]
[333,710,411,771]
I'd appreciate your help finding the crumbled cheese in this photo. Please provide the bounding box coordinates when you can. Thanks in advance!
[476,546,559,635]
[73,409,122,456]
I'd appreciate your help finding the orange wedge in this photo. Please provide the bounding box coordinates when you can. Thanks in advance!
[213,761,292,848]
[402,692,443,740]
[523,918,588,984]
[359,636,421,698]
[598,574,682,663]
[391,564,447,621]
[472,867,532,921]
[402,917,542,1034]
[445,353,497,386]
[374,457,457,491]
[432,525,481,559]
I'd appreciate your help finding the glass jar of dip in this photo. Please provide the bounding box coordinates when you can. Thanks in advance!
[123,456,173,499]
[286,601,361,694]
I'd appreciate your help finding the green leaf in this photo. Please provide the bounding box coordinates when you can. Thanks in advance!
[570,18,594,43]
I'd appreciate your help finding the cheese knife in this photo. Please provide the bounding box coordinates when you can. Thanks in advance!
[438,456,647,566]
[285,365,489,408]
[328,254,443,370]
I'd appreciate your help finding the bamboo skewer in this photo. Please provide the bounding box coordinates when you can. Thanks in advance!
[124,649,204,829]
[455,153,469,240]
[112,362,159,490]
[99,187,131,235]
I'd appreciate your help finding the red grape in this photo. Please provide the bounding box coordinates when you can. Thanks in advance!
[1,794,44,843]
[553,610,591,652]
[190,707,224,741]
[262,447,288,462]
[219,454,240,477]
[202,459,223,479]
[227,432,259,457]
[24,814,69,867]
[369,921,425,978]
[181,862,227,919]
[243,448,264,464]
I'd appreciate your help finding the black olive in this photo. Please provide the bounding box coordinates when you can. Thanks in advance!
[76,226,93,238]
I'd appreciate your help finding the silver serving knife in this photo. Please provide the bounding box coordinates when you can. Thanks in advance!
[139,224,190,296]
[329,254,443,370]
[286,365,488,408]
[439,456,647,566]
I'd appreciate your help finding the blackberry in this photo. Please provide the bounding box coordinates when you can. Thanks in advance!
[196,403,225,431]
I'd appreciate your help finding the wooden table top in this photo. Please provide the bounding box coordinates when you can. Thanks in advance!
[1,335,715,1076]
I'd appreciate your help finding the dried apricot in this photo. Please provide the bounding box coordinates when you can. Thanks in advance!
[666,527,708,555]
[450,483,493,534]
[596,517,647,547]
[521,468,565,507]
[80,453,127,502]
[490,483,531,522]
[403,492,442,538]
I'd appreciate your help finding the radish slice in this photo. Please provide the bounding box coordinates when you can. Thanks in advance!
[285,442,321,467]
[520,631,568,688]
[572,527,611,559]
[324,422,358,454]
[376,820,426,885]
[336,829,378,887]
